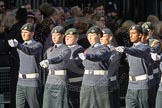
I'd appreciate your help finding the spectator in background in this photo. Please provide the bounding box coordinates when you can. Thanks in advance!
[34,5,61,49]
[39,2,51,19]
[70,6,83,18]
[65,6,83,29]
[0,0,14,33]
[33,9,43,24]
[63,7,71,19]
[147,15,159,25]
[56,7,66,26]
[82,7,94,21]
[92,13,106,29]
[26,12,35,24]
[106,4,119,34]
[93,2,105,15]
[23,2,32,13]
[0,0,8,28]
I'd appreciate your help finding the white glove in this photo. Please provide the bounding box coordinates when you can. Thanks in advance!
[40,60,49,68]
[8,39,18,47]
[150,53,161,61]
[115,46,124,53]
[78,53,86,60]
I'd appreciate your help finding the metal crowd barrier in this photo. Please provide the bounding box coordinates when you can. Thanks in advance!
[0,67,11,107]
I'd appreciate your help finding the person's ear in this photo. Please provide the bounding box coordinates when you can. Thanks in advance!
[139,33,143,39]
[109,36,112,42]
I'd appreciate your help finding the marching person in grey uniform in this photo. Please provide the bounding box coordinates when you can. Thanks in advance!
[65,28,84,108]
[8,23,43,108]
[115,25,153,108]
[142,22,161,93]
[40,26,71,108]
[151,53,162,108]
[100,28,121,108]
[141,23,157,108]
[78,25,111,108]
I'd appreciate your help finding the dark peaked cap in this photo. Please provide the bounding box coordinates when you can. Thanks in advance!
[21,23,35,32]
[86,26,102,36]
[51,26,65,34]
[129,25,143,34]
[65,28,78,35]
[102,28,113,35]
[141,22,154,30]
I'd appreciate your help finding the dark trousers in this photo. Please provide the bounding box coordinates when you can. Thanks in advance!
[16,85,40,108]
[68,82,82,108]
[80,85,110,108]
[155,90,162,108]
[109,88,120,108]
[126,89,149,108]
[43,84,69,108]
[154,72,161,93]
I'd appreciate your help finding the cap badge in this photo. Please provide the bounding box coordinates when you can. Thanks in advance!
[145,25,149,29]
[69,31,73,35]
[91,29,95,33]
[54,30,57,33]
[24,26,28,30]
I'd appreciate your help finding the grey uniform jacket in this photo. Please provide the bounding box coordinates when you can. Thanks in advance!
[17,40,43,87]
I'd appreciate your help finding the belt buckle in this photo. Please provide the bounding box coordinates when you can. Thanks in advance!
[131,76,136,81]
[50,71,55,75]
[22,74,26,79]
[89,70,93,75]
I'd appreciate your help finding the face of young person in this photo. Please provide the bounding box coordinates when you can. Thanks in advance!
[100,34,112,45]
[65,34,78,46]
[87,33,100,45]
[21,30,34,41]
[95,6,105,15]
[51,33,64,44]
[129,29,141,43]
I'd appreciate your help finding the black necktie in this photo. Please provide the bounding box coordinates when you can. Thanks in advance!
[50,45,57,52]
[24,43,28,45]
